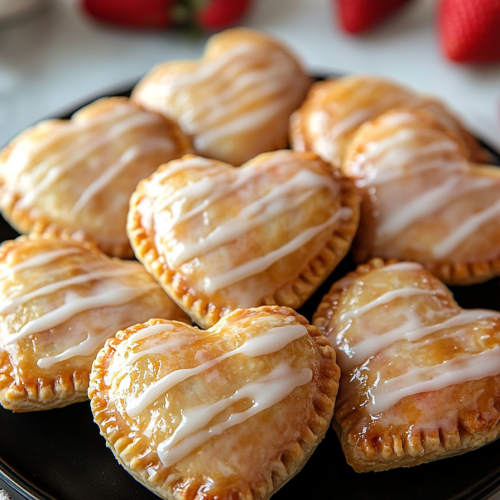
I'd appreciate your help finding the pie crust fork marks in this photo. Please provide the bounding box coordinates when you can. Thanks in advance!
[313,259,500,472]
[90,307,339,499]
[127,151,360,328]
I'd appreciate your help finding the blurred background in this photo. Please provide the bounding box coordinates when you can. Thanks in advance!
[0,0,499,150]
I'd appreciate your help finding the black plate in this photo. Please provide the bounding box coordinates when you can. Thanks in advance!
[1,82,500,500]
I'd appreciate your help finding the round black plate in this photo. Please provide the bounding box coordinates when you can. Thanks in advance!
[1,81,500,500]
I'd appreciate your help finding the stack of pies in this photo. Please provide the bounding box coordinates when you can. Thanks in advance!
[0,26,499,500]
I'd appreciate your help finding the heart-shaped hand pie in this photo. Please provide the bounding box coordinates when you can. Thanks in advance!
[313,259,500,472]
[290,75,488,169]
[0,97,191,258]
[0,236,189,412]
[343,108,500,285]
[127,151,360,328]
[132,28,312,166]
[89,306,338,500]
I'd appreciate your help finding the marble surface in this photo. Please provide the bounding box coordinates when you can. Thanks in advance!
[0,0,499,498]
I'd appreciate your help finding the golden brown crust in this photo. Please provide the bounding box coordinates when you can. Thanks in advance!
[0,234,190,412]
[0,97,192,259]
[313,258,500,472]
[89,306,339,499]
[344,108,500,286]
[127,151,360,328]
[289,75,488,167]
[133,28,312,167]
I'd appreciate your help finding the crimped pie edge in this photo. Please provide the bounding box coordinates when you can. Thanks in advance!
[88,306,340,499]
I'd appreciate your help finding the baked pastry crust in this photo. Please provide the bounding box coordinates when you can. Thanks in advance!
[0,97,191,258]
[313,258,500,472]
[0,235,189,412]
[290,75,488,169]
[89,306,339,500]
[343,108,500,285]
[132,28,312,166]
[127,151,360,328]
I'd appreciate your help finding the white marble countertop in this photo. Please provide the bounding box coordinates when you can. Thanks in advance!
[0,0,499,499]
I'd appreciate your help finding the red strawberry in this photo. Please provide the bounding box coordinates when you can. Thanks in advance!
[196,0,252,30]
[336,0,413,34]
[82,0,173,28]
[439,0,500,63]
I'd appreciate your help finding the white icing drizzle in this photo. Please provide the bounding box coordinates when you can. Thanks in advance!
[339,287,445,322]
[203,207,352,294]
[122,331,204,368]
[0,266,136,314]
[156,363,312,467]
[37,330,111,369]
[29,104,136,157]
[375,177,492,244]
[123,324,175,346]
[139,43,308,152]
[70,137,173,217]
[1,248,81,277]
[194,96,292,151]
[432,198,500,258]
[141,154,348,297]
[378,262,423,272]
[168,168,338,266]
[125,324,308,418]
[349,111,500,260]
[341,309,500,372]
[369,346,500,414]
[4,283,158,346]
[12,108,165,209]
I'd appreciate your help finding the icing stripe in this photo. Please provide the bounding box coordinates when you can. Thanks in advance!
[2,248,81,277]
[375,177,492,243]
[15,111,164,209]
[37,331,111,369]
[70,137,173,217]
[432,198,500,258]
[4,284,158,345]
[156,363,312,467]
[341,309,500,372]
[378,262,423,272]
[339,287,445,322]
[168,168,338,266]
[369,346,500,414]
[0,267,136,314]
[203,208,351,294]
[125,324,308,417]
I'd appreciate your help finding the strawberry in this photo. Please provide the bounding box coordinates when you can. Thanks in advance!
[336,0,413,34]
[439,0,500,63]
[82,0,173,28]
[171,0,252,30]
[195,0,252,30]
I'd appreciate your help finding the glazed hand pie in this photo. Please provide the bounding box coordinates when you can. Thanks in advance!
[0,97,191,258]
[0,236,189,412]
[290,75,487,168]
[127,151,360,328]
[132,28,312,166]
[89,306,339,499]
[343,108,500,285]
[313,259,500,472]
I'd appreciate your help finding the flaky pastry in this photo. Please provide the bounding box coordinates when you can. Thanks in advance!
[290,75,488,168]
[313,258,500,472]
[344,108,500,285]
[133,28,312,166]
[0,236,189,412]
[89,306,339,499]
[0,97,191,258]
[127,151,359,328]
